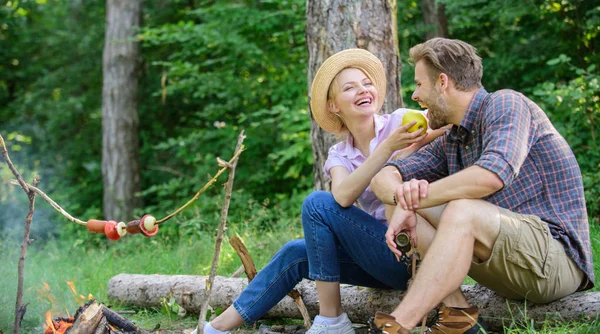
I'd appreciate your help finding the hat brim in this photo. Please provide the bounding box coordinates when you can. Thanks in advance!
[309,48,386,135]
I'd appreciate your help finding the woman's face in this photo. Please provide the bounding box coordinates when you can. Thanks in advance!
[329,68,379,119]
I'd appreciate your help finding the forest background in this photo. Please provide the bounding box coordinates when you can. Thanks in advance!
[0,0,599,333]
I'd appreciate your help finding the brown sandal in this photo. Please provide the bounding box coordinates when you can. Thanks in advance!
[367,312,410,334]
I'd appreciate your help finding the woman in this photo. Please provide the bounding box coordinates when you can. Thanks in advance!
[195,48,442,334]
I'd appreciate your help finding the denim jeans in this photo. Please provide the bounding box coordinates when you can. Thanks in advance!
[233,190,409,323]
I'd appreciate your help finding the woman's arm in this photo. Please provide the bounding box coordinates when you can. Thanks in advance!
[330,142,398,207]
[330,124,447,207]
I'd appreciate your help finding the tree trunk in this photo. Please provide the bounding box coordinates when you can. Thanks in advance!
[306,0,402,191]
[421,0,449,40]
[107,274,600,332]
[102,0,142,221]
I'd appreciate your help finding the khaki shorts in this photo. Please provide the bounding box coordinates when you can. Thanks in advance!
[468,208,584,303]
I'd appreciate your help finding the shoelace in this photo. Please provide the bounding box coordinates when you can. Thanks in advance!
[367,317,391,334]
[426,308,479,333]
[425,308,443,332]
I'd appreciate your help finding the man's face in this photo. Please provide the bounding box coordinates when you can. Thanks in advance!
[412,61,450,130]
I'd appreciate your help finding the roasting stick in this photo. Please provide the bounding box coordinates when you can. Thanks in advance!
[10,180,86,225]
[155,145,244,225]
[9,144,245,240]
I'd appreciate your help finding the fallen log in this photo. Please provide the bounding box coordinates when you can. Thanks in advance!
[107,274,600,331]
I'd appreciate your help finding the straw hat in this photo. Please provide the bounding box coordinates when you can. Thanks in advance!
[309,48,386,135]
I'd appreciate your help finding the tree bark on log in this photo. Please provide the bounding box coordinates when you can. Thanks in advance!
[107,274,600,331]
[306,0,401,191]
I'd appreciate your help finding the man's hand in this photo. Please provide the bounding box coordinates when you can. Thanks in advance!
[385,207,418,260]
[396,179,429,210]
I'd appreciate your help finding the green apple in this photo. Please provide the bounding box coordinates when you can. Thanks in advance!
[402,110,428,133]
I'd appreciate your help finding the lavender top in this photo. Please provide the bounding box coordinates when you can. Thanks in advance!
[323,108,421,224]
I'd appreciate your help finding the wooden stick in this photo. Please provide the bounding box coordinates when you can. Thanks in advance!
[1,134,38,334]
[229,236,312,329]
[5,130,246,228]
[1,135,29,194]
[10,181,86,225]
[101,305,149,333]
[14,177,38,334]
[229,236,257,280]
[287,289,312,329]
[198,131,246,333]
[8,143,245,227]
[157,143,245,225]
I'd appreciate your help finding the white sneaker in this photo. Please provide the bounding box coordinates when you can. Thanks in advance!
[190,322,231,334]
[306,313,355,334]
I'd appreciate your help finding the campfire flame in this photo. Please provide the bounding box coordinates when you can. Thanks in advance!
[44,311,73,334]
[41,281,93,334]
[67,281,94,304]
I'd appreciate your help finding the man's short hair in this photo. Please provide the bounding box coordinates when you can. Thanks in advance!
[409,38,483,91]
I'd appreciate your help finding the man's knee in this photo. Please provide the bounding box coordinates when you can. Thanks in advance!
[442,199,500,229]
[439,199,501,254]
[439,199,480,229]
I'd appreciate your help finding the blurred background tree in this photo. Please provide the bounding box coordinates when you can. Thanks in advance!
[306,0,401,191]
[101,0,143,221]
[1,0,598,243]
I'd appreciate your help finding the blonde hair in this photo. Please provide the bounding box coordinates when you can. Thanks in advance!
[326,69,350,134]
[409,38,483,91]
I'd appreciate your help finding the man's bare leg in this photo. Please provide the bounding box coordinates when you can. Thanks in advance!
[389,199,501,329]
[386,204,470,309]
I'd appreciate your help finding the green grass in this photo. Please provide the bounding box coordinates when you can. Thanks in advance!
[0,218,598,333]
[0,223,304,333]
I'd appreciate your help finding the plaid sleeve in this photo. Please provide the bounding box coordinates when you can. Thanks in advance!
[386,134,449,182]
[475,92,532,187]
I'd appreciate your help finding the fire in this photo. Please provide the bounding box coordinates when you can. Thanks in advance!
[41,281,92,334]
[44,311,73,334]
[66,281,94,304]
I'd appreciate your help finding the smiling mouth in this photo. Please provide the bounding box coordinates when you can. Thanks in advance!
[356,97,373,106]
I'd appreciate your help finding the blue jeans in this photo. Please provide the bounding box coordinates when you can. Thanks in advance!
[233,191,410,323]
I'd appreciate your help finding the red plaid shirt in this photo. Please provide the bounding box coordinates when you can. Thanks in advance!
[388,88,594,289]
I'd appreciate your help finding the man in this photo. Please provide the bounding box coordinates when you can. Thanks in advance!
[368,38,594,333]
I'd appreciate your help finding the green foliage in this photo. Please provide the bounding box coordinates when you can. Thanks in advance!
[160,295,186,319]
[135,0,312,224]
[0,0,105,234]
[440,0,600,93]
[125,2,311,249]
